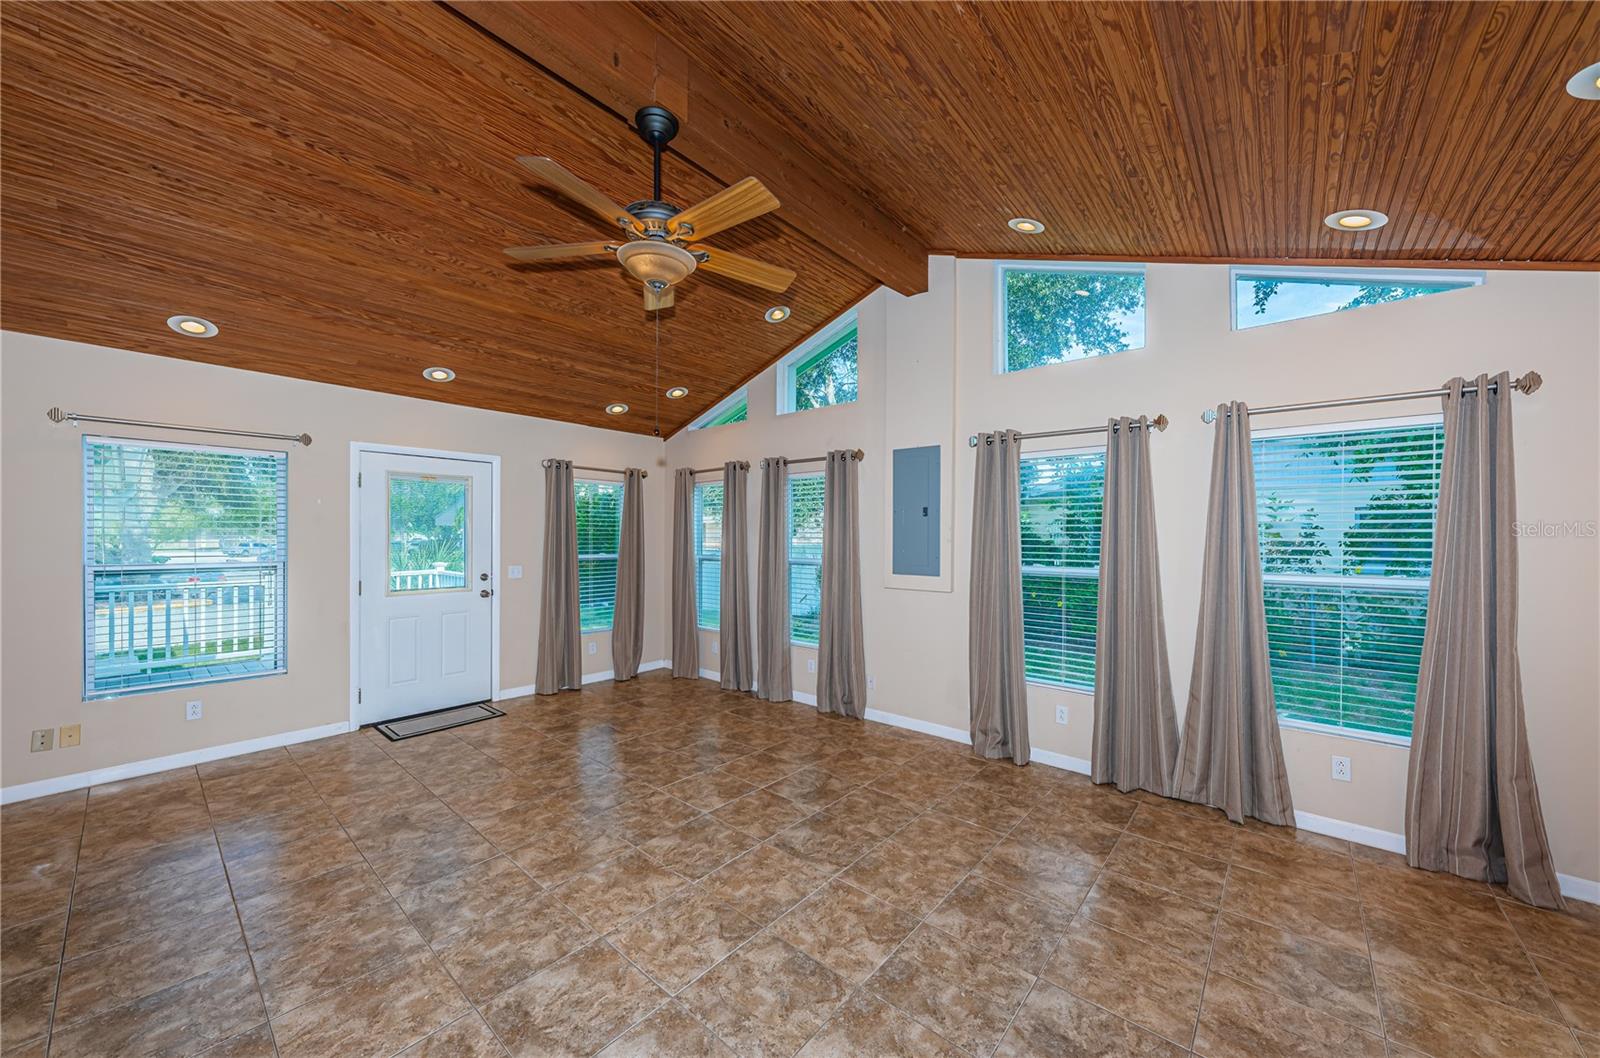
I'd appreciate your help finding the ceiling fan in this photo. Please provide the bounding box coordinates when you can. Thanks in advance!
[505,106,795,310]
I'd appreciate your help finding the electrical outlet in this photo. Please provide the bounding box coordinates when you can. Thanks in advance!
[186,700,203,721]
[806,658,816,674]
[867,676,875,690]
[59,724,82,748]
[1331,755,1352,782]
[508,564,523,579]
[586,641,597,656]
[1055,705,1069,725]
[30,729,53,752]
[711,641,719,656]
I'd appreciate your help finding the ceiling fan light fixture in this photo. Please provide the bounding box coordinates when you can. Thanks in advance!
[1566,61,1600,99]
[423,367,455,382]
[665,386,689,400]
[604,402,629,416]
[616,240,697,289]
[764,305,791,323]
[1007,217,1045,234]
[166,314,218,338]
[1324,208,1388,231]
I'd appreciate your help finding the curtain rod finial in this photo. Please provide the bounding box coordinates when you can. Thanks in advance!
[1201,409,1218,424]
[1515,371,1542,396]
[298,433,313,447]
[1151,414,1169,432]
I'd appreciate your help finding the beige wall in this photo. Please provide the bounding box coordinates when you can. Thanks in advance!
[1,333,670,789]
[665,261,1600,888]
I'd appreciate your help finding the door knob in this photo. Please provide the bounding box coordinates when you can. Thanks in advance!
[480,572,489,581]
[480,588,493,598]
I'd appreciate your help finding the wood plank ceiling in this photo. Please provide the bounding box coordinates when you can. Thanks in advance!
[4,3,1597,436]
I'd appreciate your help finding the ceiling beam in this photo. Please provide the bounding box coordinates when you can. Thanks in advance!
[445,0,929,296]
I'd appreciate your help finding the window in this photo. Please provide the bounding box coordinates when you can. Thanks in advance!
[83,437,287,698]
[388,474,468,593]
[694,482,723,629]
[778,314,857,414]
[690,389,748,430]
[575,480,622,632]
[1232,266,1483,330]
[1019,449,1105,689]
[999,264,1145,373]
[1253,418,1445,740]
[787,473,825,645]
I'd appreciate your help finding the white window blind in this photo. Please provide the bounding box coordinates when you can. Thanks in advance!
[575,480,622,632]
[787,473,825,645]
[83,437,288,698]
[1019,450,1105,689]
[694,482,723,629]
[1253,419,1444,739]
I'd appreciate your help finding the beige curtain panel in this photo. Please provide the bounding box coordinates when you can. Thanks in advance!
[1092,416,1179,795]
[535,459,581,694]
[969,429,1029,765]
[611,468,645,681]
[1405,373,1565,909]
[670,468,699,678]
[720,461,755,692]
[757,456,794,702]
[1172,403,1295,825]
[817,450,867,718]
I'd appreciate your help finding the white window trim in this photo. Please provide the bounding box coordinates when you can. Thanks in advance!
[994,260,1147,375]
[1228,264,1484,332]
[776,311,858,416]
[689,387,749,431]
[575,476,623,634]
[1018,444,1105,694]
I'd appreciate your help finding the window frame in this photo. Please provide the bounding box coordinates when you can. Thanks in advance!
[1017,442,1106,693]
[1252,413,1444,746]
[689,388,749,431]
[786,471,825,646]
[693,480,723,631]
[776,311,859,416]
[82,435,289,701]
[994,261,1147,375]
[574,477,624,634]
[1228,265,1484,332]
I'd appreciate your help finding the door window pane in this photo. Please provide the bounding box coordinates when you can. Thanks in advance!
[388,474,468,593]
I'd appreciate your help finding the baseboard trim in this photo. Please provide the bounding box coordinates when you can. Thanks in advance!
[495,684,535,700]
[577,659,671,687]
[862,707,968,744]
[792,690,817,707]
[0,721,352,805]
[1030,747,1093,774]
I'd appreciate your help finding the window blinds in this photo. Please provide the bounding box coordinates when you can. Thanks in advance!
[575,480,623,632]
[1252,419,1444,738]
[787,473,825,645]
[1019,450,1105,689]
[694,482,723,629]
[83,437,288,697]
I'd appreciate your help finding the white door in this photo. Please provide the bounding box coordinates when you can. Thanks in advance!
[358,451,493,726]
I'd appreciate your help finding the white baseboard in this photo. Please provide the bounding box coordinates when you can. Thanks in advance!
[698,667,720,682]
[580,658,669,685]
[792,690,817,707]
[1030,747,1092,774]
[495,684,535,700]
[0,721,351,805]
[862,707,968,745]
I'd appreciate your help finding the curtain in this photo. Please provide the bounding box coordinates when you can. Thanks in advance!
[719,461,755,692]
[756,456,793,702]
[1172,404,1294,825]
[535,459,581,694]
[611,468,645,681]
[1405,373,1564,908]
[671,468,699,678]
[817,450,867,717]
[1092,417,1178,795]
[970,430,1029,764]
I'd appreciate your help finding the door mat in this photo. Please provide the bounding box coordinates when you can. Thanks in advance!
[374,702,503,741]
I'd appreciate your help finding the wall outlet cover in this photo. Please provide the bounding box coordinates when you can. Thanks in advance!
[806,658,816,673]
[1055,705,1069,725]
[1331,755,1352,782]
[508,564,523,579]
[586,641,597,656]
[59,723,82,748]
[186,700,203,721]
[31,729,54,752]
[712,641,719,655]
[867,676,875,690]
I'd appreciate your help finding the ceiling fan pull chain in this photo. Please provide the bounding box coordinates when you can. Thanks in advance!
[653,308,662,437]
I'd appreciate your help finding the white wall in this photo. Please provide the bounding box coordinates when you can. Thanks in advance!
[1,333,670,791]
[665,260,1600,890]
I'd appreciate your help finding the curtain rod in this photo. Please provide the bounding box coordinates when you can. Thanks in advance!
[968,415,1167,447]
[542,460,647,478]
[762,448,866,468]
[689,461,750,475]
[1200,371,1542,423]
[46,407,311,446]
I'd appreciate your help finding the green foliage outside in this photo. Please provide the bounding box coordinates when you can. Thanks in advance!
[695,484,724,628]
[576,481,623,630]
[1240,276,1464,329]
[792,331,858,411]
[388,476,467,579]
[1019,452,1105,688]
[1004,269,1145,371]
[788,476,825,644]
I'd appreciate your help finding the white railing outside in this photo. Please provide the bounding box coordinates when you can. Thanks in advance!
[389,568,467,591]
[92,579,278,678]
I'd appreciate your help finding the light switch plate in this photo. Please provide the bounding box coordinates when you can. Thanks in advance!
[59,724,82,748]
[508,565,523,579]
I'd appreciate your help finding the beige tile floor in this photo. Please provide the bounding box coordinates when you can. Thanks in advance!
[3,671,1597,1057]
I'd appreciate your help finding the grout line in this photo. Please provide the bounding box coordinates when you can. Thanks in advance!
[39,789,92,1055]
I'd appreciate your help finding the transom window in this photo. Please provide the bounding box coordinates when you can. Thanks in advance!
[778,313,858,414]
[1232,266,1483,330]
[690,389,748,430]
[1019,449,1105,689]
[694,481,723,630]
[787,473,825,645]
[83,437,287,698]
[999,263,1146,373]
[574,480,622,632]
[1253,418,1445,740]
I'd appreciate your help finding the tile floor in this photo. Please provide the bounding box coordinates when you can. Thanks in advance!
[3,672,1596,1057]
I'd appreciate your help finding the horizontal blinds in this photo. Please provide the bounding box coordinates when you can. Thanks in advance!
[788,473,824,645]
[694,482,723,629]
[1019,450,1104,689]
[84,437,288,697]
[1253,421,1444,737]
[575,480,622,631]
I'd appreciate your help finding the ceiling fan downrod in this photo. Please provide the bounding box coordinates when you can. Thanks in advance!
[633,105,680,205]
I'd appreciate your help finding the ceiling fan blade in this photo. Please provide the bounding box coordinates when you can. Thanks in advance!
[669,177,779,240]
[691,245,796,292]
[516,156,642,233]
[503,241,616,262]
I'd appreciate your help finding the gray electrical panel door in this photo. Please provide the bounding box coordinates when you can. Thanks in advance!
[892,445,940,576]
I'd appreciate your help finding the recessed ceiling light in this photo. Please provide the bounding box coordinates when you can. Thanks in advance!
[1007,217,1045,234]
[605,402,629,416]
[665,386,689,400]
[1566,61,1600,100]
[422,366,455,382]
[1073,289,1091,297]
[1324,209,1389,232]
[764,306,791,323]
[166,315,217,338]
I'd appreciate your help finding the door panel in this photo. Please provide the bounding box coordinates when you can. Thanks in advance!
[359,451,492,726]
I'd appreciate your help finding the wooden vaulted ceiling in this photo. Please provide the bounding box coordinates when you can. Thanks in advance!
[4,3,1597,436]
